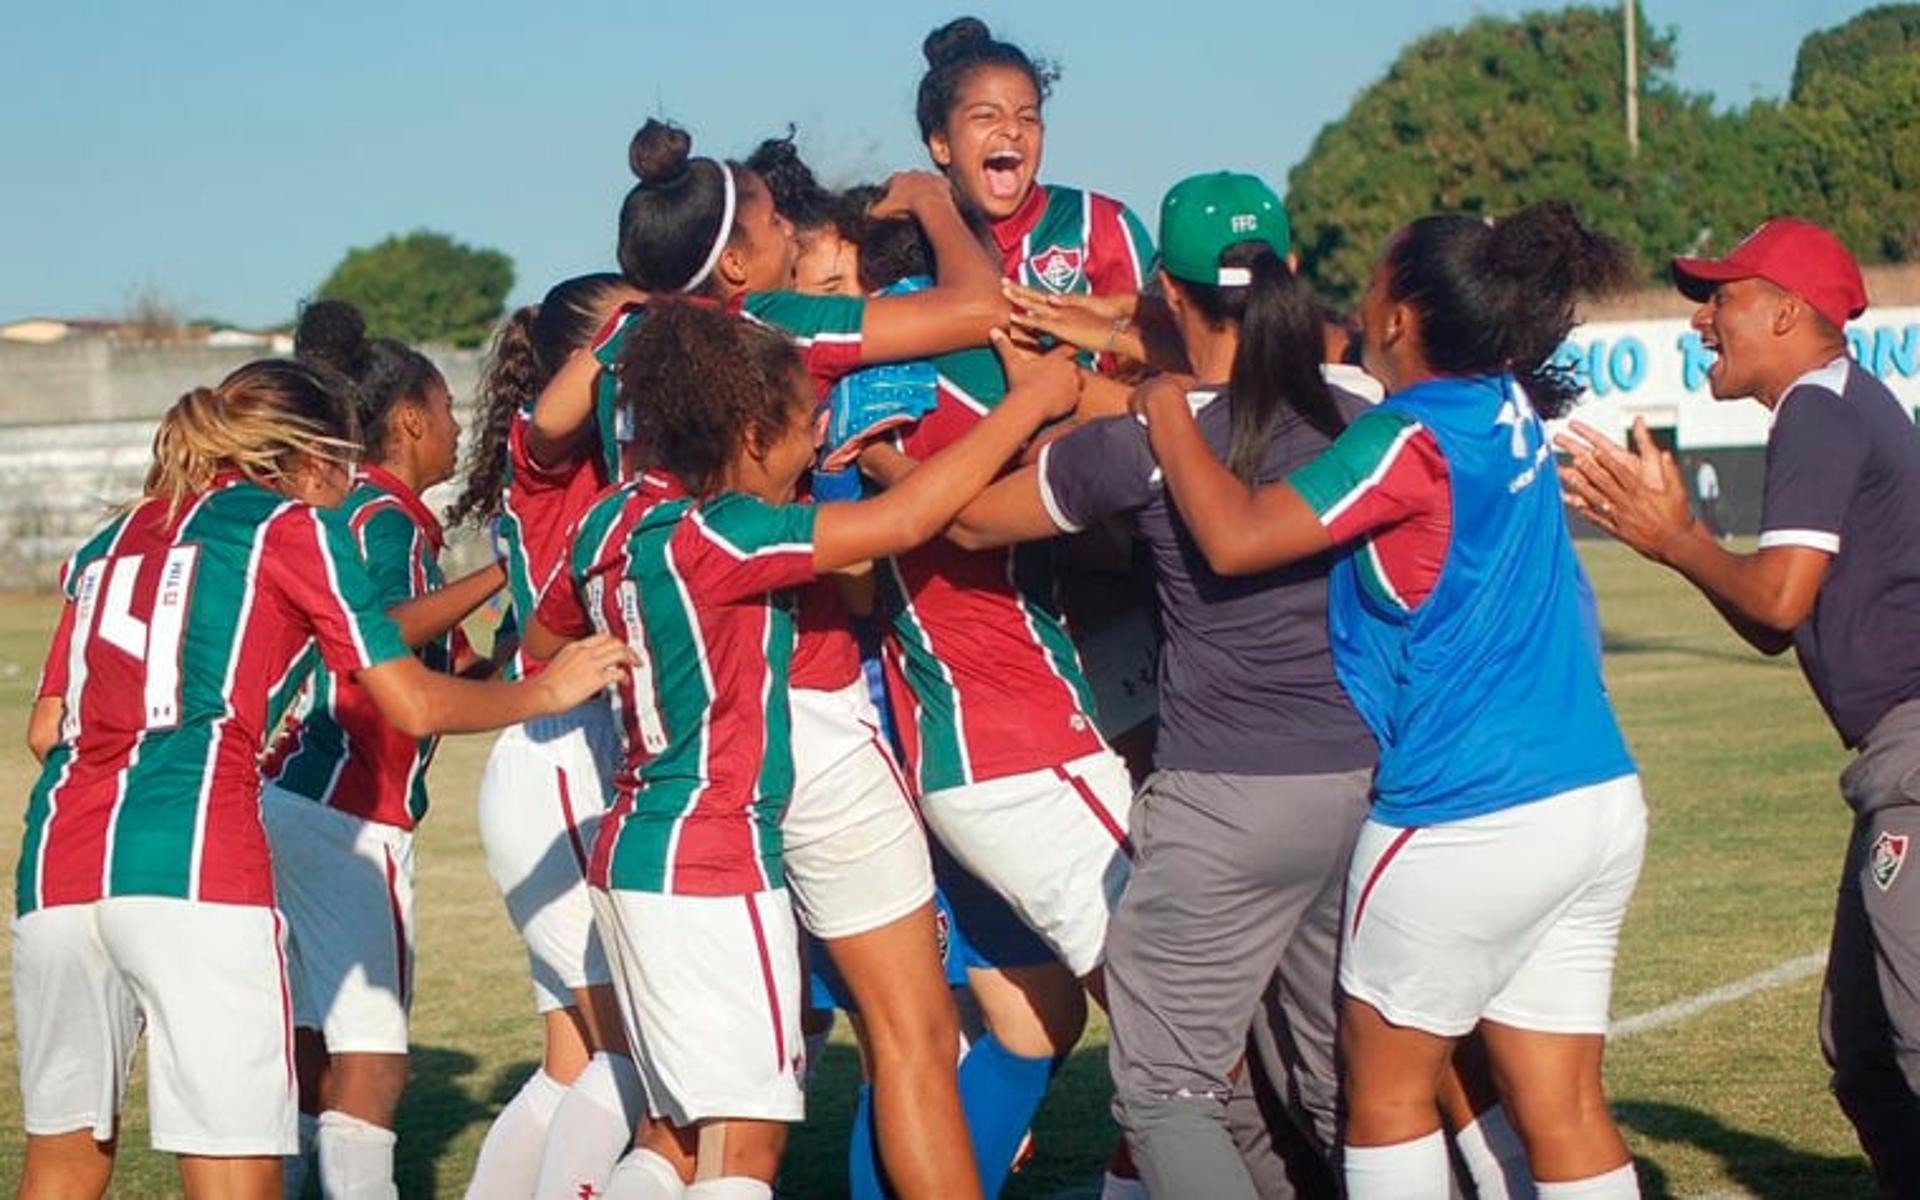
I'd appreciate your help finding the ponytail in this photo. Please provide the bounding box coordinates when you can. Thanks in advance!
[1173,242,1344,485]
[446,273,629,528]
[1385,201,1634,418]
[144,359,358,515]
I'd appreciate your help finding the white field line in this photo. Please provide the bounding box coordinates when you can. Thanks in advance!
[1610,950,1828,1040]
[1047,952,1829,1197]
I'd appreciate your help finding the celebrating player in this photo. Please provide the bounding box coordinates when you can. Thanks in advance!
[1133,201,1649,1198]
[260,301,507,1197]
[14,359,631,1200]
[922,173,1378,1196]
[527,300,1079,1199]
[451,274,652,1200]
[528,119,1021,1198]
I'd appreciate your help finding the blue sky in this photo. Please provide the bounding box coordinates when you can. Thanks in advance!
[0,1,1881,327]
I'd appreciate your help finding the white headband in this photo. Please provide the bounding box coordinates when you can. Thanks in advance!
[680,165,738,293]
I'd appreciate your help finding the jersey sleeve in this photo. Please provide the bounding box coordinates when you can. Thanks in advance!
[739,291,867,394]
[268,507,413,675]
[1758,385,1867,555]
[1086,194,1156,295]
[534,566,594,640]
[35,596,79,701]
[350,504,425,610]
[1286,407,1449,546]
[1037,416,1158,532]
[682,494,820,606]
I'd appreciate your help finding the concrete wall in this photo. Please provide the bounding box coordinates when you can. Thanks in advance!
[0,340,486,582]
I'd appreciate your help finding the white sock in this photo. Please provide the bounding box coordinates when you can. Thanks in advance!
[1453,1104,1535,1200]
[534,1052,646,1200]
[1536,1163,1639,1198]
[684,1179,772,1200]
[1099,1170,1149,1199]
[1344,1129,1450,1199]
[316,1110,398,1200]
[464,1070,567,1199]
[284,1112,320,1200]
[604,1148,687,1199]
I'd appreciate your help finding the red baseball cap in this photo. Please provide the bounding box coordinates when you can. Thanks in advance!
[1672,217,1868,330]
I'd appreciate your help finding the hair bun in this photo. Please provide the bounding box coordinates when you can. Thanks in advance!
[629,119,693,186]
[923,16,993,67]
[294,299,370,378]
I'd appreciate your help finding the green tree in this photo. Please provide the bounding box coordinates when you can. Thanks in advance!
[1790,4,1920,102]
[314,230,513,347]
[1287,6,1771,301]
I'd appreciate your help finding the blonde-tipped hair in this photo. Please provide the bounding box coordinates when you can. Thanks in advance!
[144,359,361,515]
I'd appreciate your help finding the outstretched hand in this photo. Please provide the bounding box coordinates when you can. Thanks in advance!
[1004,280,1136,357]
[871,171,956,220]
[536,634,638,713]
[1554,417,1695,561]
[991,328,1080,421]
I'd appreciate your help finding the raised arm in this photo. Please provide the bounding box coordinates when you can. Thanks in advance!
[527,348,603,470]
[856,172,1010,364]
[1139,379,1330,574]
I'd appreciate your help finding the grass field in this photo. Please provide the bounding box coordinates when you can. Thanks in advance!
[0,542,1882,1196]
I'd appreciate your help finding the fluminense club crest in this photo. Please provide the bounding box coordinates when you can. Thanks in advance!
[1871,830,1909,892]
[1028,244,1085,293]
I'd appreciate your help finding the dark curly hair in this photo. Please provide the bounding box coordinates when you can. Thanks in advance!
[915,17,1059,142]
[618,301,806,498]
[745,129,838,234]
[445,273,628,527]
[1385,201,1636,417]
[293,299,442,464]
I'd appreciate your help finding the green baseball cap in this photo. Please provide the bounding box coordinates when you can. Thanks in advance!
[1159,172,1291,287]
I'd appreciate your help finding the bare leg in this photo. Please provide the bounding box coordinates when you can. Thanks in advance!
[19,1131,116,1200]
[825,902,981,1198]
[1477,1022,1630,1183]
[177,1155,281,1200]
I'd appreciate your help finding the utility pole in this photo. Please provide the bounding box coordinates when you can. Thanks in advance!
[1624,0,1640,157]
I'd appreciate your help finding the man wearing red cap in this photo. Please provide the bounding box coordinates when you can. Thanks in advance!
[1558,217,1920,1195]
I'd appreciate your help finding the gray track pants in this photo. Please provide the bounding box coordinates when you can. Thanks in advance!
[1824,700,1920,1198]
[1105,768,1371,1200]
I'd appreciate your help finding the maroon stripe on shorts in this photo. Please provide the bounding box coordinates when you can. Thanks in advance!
[1054,764,1135,858]
[744,895,788,1072]
[556,766,590,876]
[272,910,295,1088]
[383,846,410,1009]
[1351,828,1418,938]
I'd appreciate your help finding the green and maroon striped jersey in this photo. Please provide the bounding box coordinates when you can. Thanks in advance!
[20,475,409,914]
[537,474,820,896]
[995,183,1154,374]
[588,292,869,693]
[263,467,453,830]
[877,346,1105,793]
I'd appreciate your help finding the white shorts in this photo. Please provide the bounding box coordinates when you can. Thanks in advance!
[920,749,1134,977]
[478,701,619,1013]
[261,786,414,1053]
[1341,774,1648,1037]
[12,897,297,1156]
[591,887,805,1125]
[785,680,934,940]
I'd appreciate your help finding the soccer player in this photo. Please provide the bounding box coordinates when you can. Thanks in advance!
[532,120,1012,1198]
[527,300,1078,1199]
[14,359,630,1200]
[831,204,1138,1196]
[1557,218,1920,1197]
[923,173,1377,1197]
[913,15,1161,813]
[1136,202,1649,1198]
[450,274,652,1200]
[260,301,507,1198]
